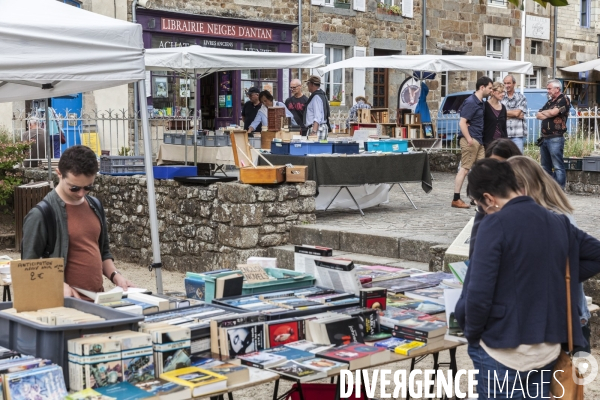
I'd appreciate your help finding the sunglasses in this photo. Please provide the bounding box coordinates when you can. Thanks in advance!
[68,184,94,193]
[290,85,300,89]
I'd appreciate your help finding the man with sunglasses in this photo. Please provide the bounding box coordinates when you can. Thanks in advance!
[22,145,135,300]
[284,79,308,135]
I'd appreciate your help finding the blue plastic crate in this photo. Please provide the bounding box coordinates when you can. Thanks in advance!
[271,142,290,155]
[308,143,333,154]
[153,166,197,179]
[364,140,408,153]
[332,143,359,154]
[290,142,311,155]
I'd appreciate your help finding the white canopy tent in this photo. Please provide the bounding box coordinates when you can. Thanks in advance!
[0,0,166,293]
[145,45,326,76]
[316,54,534,76]
[561,59,600,73]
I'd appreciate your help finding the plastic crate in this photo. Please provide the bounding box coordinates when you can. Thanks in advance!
[0,298,143,390]
[163,133,175,144]
[100,156,145,176]
[204,136,229,147]
[271,142,290,155]
[249,137,262,149]
[364,139,408,153]
[307,143,333,155]
[153,166,197,179]
[564,157,583,171]
[241,268,316,295]
[582,157,600,172]
[332,142,360,154]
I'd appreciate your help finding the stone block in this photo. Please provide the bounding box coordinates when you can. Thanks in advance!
[217,225,259,248]
[340,231,400,258]
[430,245,450,272]
[266,202,292,217]
[290,225,340,248]
[196,226,215,243]
[231,203,264,226]
[217,182,257,203]
[258,233,286,247]
[400,236,448,263]
[298,214,317,224]
[278,185,299,201]
[212,203,232,222]
[291,197,315,213]
[267,245,296,270]
[255,187,278,202]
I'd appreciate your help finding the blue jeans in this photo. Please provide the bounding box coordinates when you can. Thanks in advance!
[468,343,557,399]
[510,137,524,154]
[540,136,566,188]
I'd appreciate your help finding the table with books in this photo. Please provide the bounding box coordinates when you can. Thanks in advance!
[258,153,432,214]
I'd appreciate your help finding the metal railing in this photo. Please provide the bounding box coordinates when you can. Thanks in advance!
[10,109,200,165]
[432,107,600,151]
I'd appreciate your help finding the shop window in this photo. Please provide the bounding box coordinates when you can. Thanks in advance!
[526,68,542,89]
[487,0,507,7]
[324,46,346,104]
[440,71,448,98]
[241,43,279,104]
[581,0,590,28]
[486,37,510,82]
[150,72,196,117]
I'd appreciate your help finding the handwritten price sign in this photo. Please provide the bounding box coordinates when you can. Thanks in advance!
[11,258,64,312]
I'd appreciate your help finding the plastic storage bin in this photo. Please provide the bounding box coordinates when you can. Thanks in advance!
[307,143,333,155]
[583,157,600,172]
[0,298,143,389]
[271,142,290,155]
[249,137,262,149]
[153,166,197,179]
[564,157,583,171]
[364,139,408,153]
[241,268,316,295]
[204,136,230,147]
[332,142,360,154]
[100,156,145,176]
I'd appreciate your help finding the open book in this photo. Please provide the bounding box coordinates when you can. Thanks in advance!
[73,286,148,304]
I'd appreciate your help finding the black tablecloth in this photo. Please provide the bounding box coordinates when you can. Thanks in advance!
[259,153,432,193]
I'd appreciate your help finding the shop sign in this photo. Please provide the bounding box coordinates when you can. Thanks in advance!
[202,39,235,49]
[157,41,191,48]
[162,18,273,41]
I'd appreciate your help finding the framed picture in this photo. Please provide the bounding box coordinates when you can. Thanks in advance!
[423,123,434,138]
[179,79,191,98]
[153,76,169,98]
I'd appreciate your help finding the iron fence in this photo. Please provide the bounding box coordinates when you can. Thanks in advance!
[432,107,600,151]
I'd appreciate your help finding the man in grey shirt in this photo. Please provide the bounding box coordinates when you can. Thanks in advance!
[502,75,527,153]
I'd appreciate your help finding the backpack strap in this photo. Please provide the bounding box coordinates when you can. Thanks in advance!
[25,199,56,259]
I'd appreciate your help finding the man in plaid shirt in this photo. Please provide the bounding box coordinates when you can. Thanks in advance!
[501,75,527,153]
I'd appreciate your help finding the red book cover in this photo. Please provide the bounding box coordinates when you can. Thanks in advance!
[267,320,304,347]
[318,342,385,362]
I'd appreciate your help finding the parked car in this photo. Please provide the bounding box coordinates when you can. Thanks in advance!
[435,89,575,143]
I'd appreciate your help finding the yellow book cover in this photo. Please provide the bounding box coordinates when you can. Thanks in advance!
[160,367,227,395]
[394,341,426,356]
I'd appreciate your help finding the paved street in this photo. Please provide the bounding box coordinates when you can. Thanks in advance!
[315,171,600,242]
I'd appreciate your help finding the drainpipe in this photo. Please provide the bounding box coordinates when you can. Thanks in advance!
[553,6,557,79]
[132,0,140,155]
[298,0,303,78]
[421,0,426,55]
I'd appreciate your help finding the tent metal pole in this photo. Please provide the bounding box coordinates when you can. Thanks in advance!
[194,68,198,166]
[45,99,52,183]
[138,80,163,294]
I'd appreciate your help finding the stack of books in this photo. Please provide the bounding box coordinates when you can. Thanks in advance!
[2,356,68,400]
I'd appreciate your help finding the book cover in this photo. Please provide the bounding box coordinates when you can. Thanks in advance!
[394,341,427,356]
[298,358,348,373]
[283,340,335,354]
[215,275,244,299]
[359,287,387,311]
[160,367,227,396]
[95,382,154,400]
[314,258,354,271]
[225,323,265,357]
[236,351,286,369]
[267,361,326,382]
[323,317,364,346]
[405,287,446,305]
[372,337,411,351]
[184,278,206,301]
[393,317,447,338]
[204,363,249,386]
[448,261,468,284]
[161,348,191,374]
[66,388,116,400]
[294,245,333,257]
[378,307,427,329]
[339,307,379,337]
[134,378,189,400]
[391,300,445,315]
[267,320,304,347]
[125,298,159,314]
[5,365,67,400]
[317,343,384,362]
[263,347,315,362]
[375,278,437,294]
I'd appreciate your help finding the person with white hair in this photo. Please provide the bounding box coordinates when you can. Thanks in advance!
[535,79,570,189]
[284,78,308,135]
[22,117,47,167]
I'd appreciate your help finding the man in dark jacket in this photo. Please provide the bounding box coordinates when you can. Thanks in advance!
[22,145,135,299]
[304,75,330,139]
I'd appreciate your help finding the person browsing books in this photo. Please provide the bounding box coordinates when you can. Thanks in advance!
[508,155,591,354]
[455,158,600,398]
[246,90,296,136]
[21,145,135,300]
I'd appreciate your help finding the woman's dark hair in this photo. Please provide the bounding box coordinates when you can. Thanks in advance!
[467,158,520,201]
[259,90,273,102]
[58,145,99,177]
[485,138,522,159]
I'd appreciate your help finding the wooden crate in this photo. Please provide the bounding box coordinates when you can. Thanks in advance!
[286,166,308,183]
[267,107,287,131]
[240,166,286,184]
[357,108,389,124]
[14,182,52,251]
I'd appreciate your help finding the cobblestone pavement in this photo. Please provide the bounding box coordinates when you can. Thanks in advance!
[315,171,600,242]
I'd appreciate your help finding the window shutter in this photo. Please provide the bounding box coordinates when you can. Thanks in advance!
[352,46,366,100]
[402,0,413,18]
[310,42,326,76]
[311,0,325,5]
[353,0,366,12]
[502,38,510,59]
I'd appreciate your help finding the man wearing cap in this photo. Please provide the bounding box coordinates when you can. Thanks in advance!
[304,75,331,138]
[242,87,262,136]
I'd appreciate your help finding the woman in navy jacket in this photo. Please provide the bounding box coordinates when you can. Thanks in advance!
[455,158,600,399]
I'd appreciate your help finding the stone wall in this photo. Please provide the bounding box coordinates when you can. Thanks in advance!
[428,151,460,173]
[566,170,600,195]
[23,170,316,272]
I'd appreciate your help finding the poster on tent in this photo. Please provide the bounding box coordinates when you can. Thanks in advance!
[179,79,191,97]
[153,76,169,98]
[397,77,420,112]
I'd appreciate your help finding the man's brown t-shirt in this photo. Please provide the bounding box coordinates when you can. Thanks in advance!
[65,201,103,296]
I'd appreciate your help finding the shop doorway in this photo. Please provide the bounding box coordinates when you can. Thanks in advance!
[199,71,236,131]
[199,74,216,130]
[372,49,401,108]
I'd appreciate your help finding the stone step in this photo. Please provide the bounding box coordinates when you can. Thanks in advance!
[288,224,452,265]
[267,244,431,272]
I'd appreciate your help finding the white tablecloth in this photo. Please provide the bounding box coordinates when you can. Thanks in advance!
[315,184,390,210]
